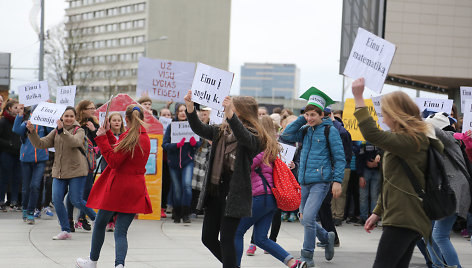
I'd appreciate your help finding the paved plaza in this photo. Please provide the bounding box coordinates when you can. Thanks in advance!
[1,210,472,267]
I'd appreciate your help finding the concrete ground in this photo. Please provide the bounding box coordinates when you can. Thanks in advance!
[1,210,472,268]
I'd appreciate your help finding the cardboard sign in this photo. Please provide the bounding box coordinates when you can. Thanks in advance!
[191,62,234,111]
[137,57,195,102]
[343,27,396,94]
[159,116,172,131]
[170,121,200,143]
[371,95,390,131]
[209,109,225,125]
[342,98,381,141]
[462,100,472,132]
[415,97,453,114]
[460,86,472,112]
[99,111,127,127]
[56,85,76,106]
[18,81,50,107]
[279,143,297,166]
[30,102,67,128]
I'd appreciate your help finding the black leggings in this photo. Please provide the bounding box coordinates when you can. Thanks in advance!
[373,226,421,268]
[201,194,241,268]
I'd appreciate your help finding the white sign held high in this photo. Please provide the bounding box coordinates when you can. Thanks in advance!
[191,62,234,111]
[279,143,297,166]
[462,100,472,133]
[415,98,453,114]
[159,116,172,131]
[343,28,396,94]
[137,57,195,102]
[99,111,127,127]
[460,86,472,111]
[18,81,50,107]
[209,109,225,125]
[56,85,76,106]
[170,121,200,143]
[30,102,67,128]
[371,95,390,131]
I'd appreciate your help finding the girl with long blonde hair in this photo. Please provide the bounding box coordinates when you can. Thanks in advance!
[352,78,442,268]
[235,115,307,268]
[184,90,268,268]
[76,104,152,268]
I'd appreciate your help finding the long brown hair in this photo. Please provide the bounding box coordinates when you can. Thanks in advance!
[381,91,429,150]
[114,104,147,157]
[220,96,273,164]
[76,100,98,125]
[259,115,281,163]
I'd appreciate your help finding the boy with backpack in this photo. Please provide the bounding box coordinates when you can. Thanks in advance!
[281,87,345,267]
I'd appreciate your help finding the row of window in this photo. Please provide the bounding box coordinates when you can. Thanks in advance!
[76,69,138,80]
[69,19,145,37]
[69,0,109,8]
[77,35,145,50]
[69,3,145,22]
[79,52,144,65]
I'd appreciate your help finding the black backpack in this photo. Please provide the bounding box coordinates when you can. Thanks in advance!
[400,138,456,221]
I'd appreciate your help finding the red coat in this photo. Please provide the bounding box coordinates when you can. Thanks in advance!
[87,127,153,214]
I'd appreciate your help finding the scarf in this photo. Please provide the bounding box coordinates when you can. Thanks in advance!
[2,110,15,124]
[210,129,237,185]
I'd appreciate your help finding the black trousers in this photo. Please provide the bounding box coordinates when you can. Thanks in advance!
[373,226,421,268]
[344,171,360,218]
[161,161,171,208]
[201,194,241,268]
[319,184,339,242]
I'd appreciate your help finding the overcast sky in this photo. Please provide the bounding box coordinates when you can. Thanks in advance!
[0,0,446,101]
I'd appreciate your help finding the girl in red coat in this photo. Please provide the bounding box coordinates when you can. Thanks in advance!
[76,104,152,268]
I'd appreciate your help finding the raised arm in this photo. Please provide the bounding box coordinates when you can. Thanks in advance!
[28,125,56,149]
[280,115,306,143]
[60,127,86,148]
[12,115,27,136]
[184,90,217,141]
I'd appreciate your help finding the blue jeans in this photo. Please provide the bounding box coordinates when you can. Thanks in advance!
[427,214,462,268]
[0,152,22,205]
[90,209,135,267]
[67,172,94,220]
[300,182,331,252]
[359,168,380,220]
[235,195,293,266]
[21,162,46,213]
[168,162,194,207]
[52,177,96,232]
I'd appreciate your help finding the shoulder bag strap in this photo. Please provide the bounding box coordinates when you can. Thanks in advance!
[399,158,425,199]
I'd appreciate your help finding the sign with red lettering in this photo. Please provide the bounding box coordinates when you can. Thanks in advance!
[137,57,195,102]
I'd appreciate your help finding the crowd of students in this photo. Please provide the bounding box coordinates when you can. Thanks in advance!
[1,77,472,268]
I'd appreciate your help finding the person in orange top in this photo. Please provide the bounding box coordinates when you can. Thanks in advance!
[76,104,152,268]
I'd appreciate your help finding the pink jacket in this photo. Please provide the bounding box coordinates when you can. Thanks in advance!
[454,132,472,161]
[251,152,274,196]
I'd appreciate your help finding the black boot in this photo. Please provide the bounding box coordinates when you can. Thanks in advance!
[173,207,181,223]
[182,206,191,223]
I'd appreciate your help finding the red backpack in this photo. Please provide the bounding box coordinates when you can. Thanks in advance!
[271,157,301,211]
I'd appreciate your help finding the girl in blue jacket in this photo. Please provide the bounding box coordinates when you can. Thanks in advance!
[162,103,201,223]
[12,104,50,224]
[281,88,345,267]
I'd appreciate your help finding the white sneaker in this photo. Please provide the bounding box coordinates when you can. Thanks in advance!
[52,231,71,240]
[115,265,124,268]
[76,257,97,268]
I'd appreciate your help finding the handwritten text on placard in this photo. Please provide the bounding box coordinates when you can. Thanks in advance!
[30,102,67,128]
[18,81,50,107]
[170,121,200,144]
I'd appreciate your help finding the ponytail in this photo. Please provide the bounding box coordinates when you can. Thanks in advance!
[114,104,147,157]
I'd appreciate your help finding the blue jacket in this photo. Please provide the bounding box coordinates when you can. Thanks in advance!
[332,118,353,168]
[281,115,345,185]
[162,123,202,169]
[12,115,50,163]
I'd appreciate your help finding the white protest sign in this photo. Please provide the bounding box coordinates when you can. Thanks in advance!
[209,109,225,125]
[191,62,234,111]
[371,95,390,131]
[30,102,67,128]
[279,143,297,166]
[137,57,195,102]
[415,98,453,114]
[170,121,200,143]
[343,27,396,94]
[460,86,472,112]
[462,100,472,132]
[18,81,50,107]
[99,111,127,127]
[56,85,76,106]
[159,116,172,131]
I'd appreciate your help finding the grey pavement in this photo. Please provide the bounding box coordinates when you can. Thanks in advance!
[1,210,472,268]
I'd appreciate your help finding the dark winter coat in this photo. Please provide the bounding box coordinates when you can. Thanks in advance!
[0,111,21,156]
[186,109,262,218]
